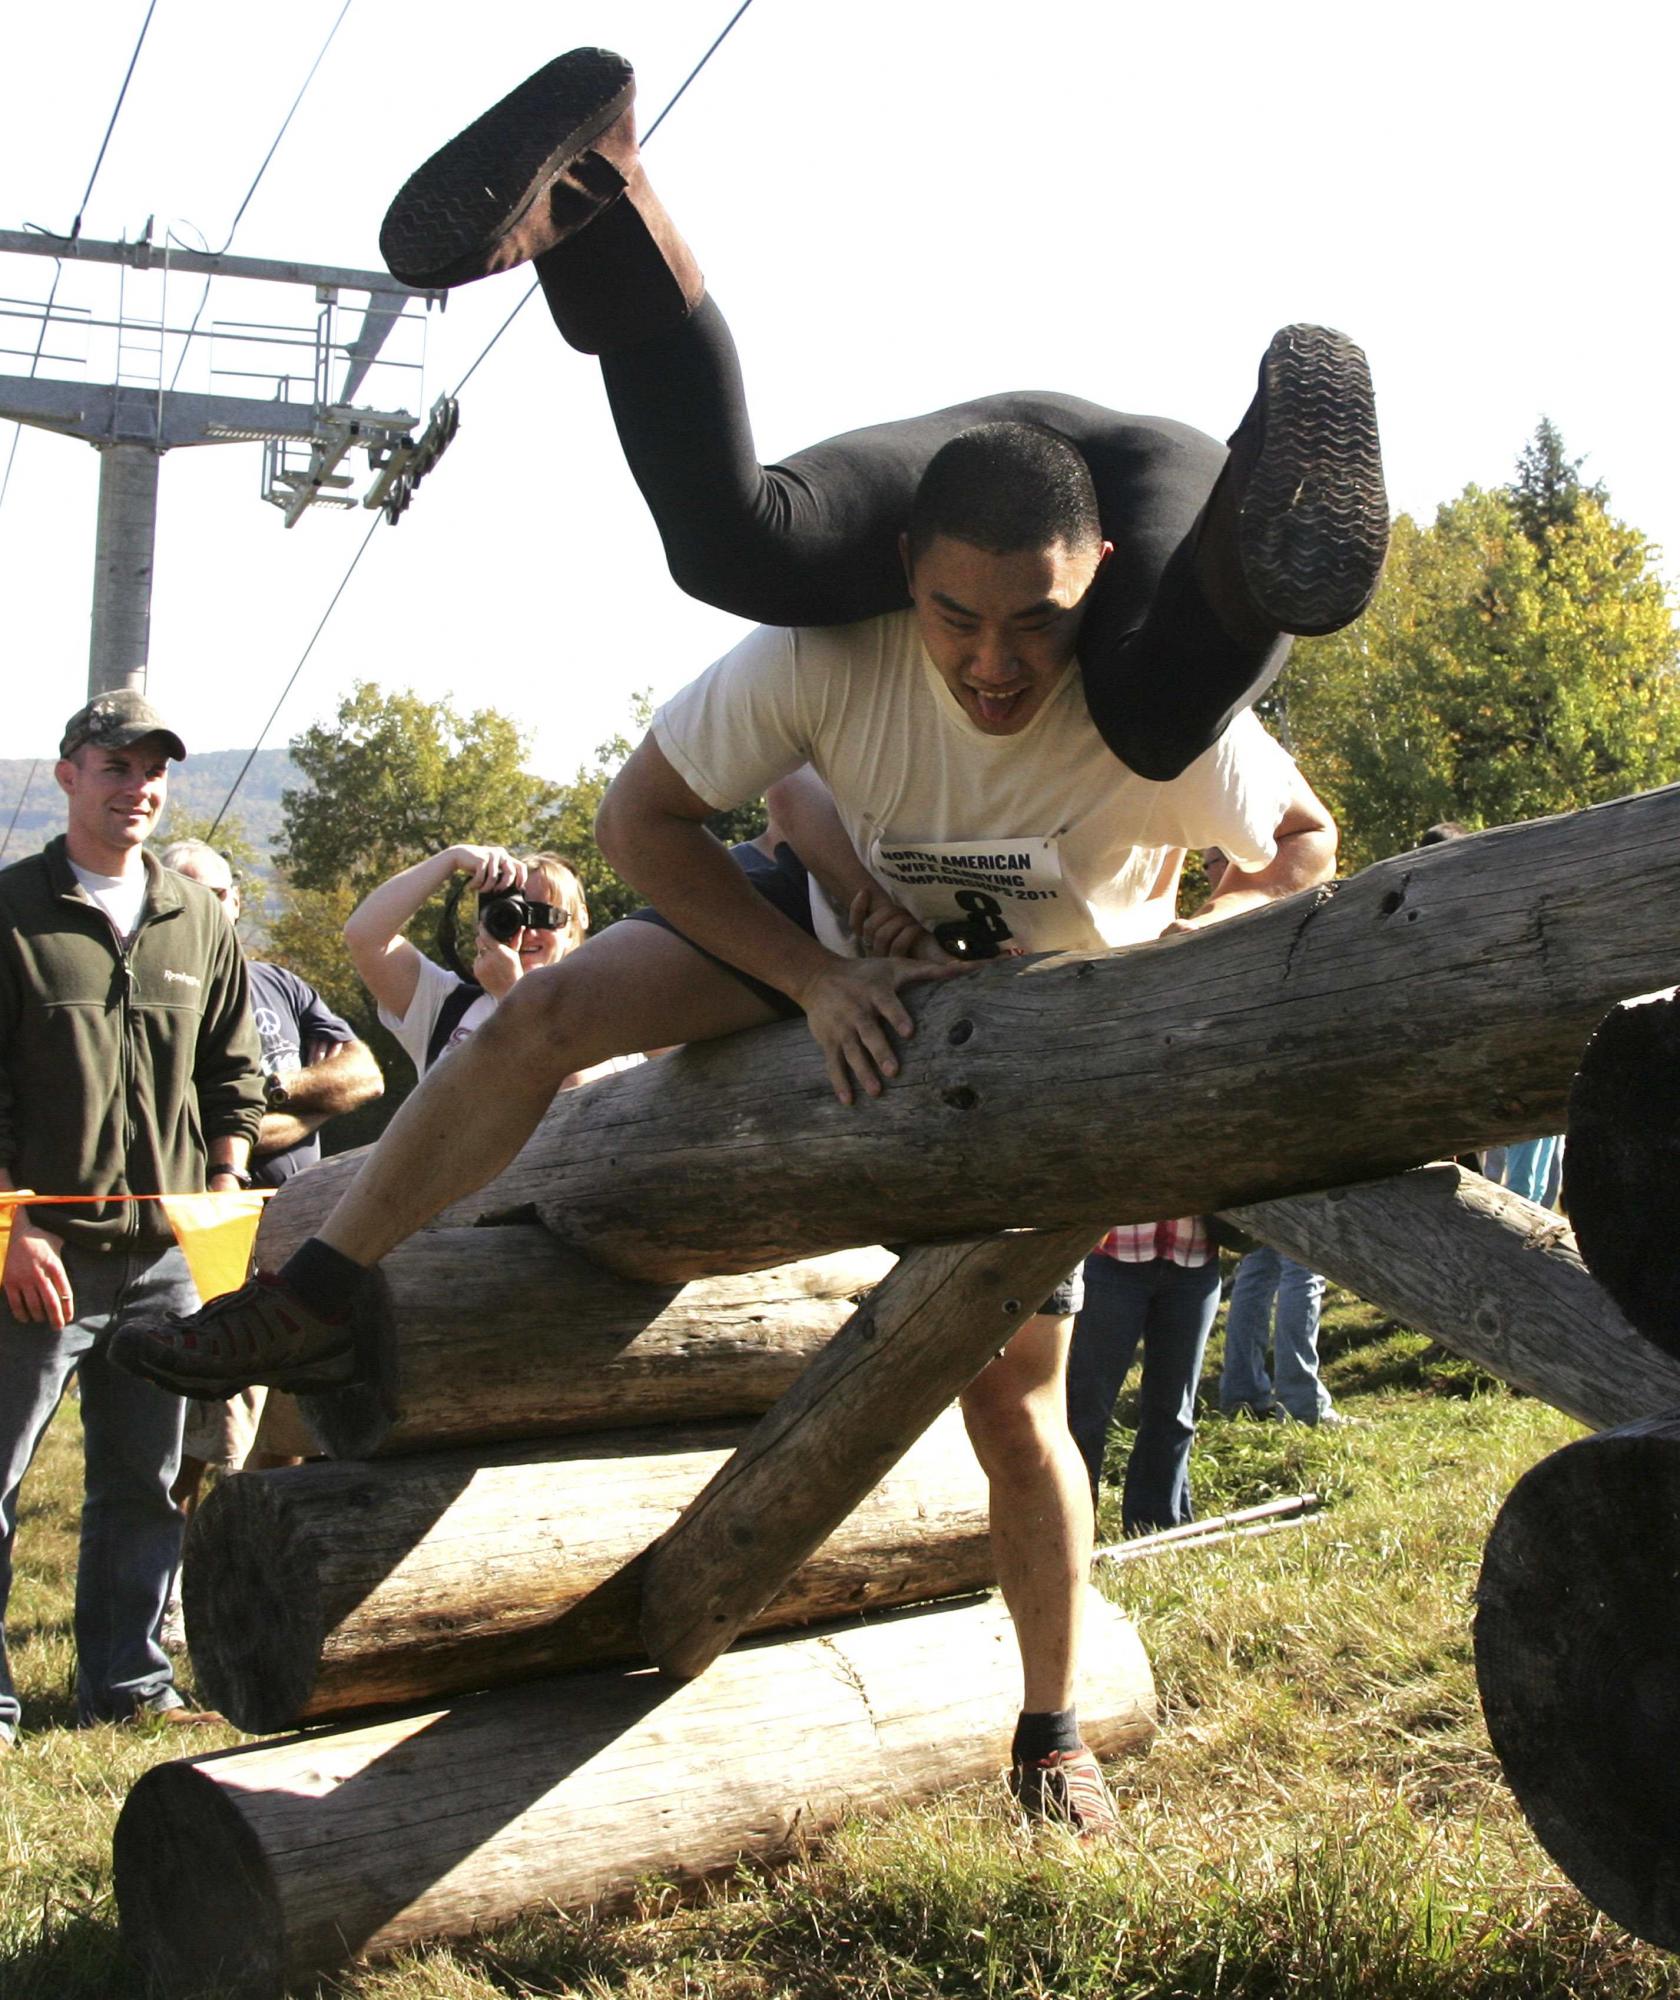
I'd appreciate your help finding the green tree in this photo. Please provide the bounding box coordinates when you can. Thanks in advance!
[1282,427,1680,869]
[147,809,268,934]
[280,682,563,895]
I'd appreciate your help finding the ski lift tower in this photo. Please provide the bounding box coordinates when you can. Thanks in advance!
[0,225,459,703]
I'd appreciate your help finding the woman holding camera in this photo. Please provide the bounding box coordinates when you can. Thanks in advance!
[344,845,607,1081]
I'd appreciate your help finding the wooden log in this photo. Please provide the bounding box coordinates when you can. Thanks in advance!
[286,1231,893,1460]
[1474,1413,1680,1954]
[642,1224,1101,1679]
[1223,1161,1680,1432]
[1562,988,1680,1357]
[253,790,1680,1283]
[116,1587,1156,2000]
[185,1410,992,1732]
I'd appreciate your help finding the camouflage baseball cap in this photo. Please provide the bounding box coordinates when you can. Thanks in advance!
[59,689,187,762]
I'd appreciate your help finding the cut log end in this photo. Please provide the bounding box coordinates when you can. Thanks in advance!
[184,1470,325,1731]
[1566,990,1680,1358]
[115,1760,284,1999]
[1474,1415,1680,1950]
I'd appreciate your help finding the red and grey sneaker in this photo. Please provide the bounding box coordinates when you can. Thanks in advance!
[1008,1746,1121,1840]
[380,47,638,289]
[108,1270,383,1399]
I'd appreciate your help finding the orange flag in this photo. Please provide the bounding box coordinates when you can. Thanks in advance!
[158,1192,268,1305]
[0,1191,36,1277]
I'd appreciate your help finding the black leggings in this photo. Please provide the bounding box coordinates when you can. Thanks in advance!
[597,296,1288,781]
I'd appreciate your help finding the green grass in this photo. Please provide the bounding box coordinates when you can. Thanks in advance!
[3,1293,1673,1997]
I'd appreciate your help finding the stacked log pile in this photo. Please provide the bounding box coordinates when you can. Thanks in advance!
[123,1225,1156,1996]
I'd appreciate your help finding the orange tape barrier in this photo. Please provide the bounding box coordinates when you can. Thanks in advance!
[0,1190,269,1305]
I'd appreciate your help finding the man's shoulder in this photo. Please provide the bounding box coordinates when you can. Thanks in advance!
[0,840,64,914]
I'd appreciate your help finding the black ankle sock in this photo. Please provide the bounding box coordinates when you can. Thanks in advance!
[279,1237,367,1320]
[1012,1707,1081,1763]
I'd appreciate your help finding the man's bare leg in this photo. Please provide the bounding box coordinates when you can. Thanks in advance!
[959,1309,1091,1712]
[317,922,780,1268]
[109,925,781,1394]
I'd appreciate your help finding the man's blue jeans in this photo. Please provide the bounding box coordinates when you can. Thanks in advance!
[1066,1252,1221,1535]
[0,1240,194,1737]
[1219,1245,1332,1422]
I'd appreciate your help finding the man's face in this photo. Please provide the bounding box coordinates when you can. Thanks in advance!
[903,532,1109,736]
[171,848,242,923]
[55,738,170,855]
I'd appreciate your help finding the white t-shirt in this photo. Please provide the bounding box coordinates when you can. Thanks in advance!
[70,859,149,943]
[379,951,645,1085]
[653,612,1299,957]
[379,953,497,1076]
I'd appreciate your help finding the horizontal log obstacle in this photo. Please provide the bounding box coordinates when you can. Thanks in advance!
[1223,1161,1680,1432]
[641,1224,1102,1678]
[1474,1414,1680,1953]
[251,788,1680,1283]
[185,1410,991,1732]
[282,1230,892,1460]
[117,1587,1156,1999]
[1562,988,1680,1357]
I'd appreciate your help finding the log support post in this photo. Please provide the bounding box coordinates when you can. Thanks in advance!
[641,1224,1100,1679]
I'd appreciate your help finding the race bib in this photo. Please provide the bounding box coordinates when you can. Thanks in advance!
[868,836,1069,957]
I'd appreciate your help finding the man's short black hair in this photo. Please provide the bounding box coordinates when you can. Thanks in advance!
[906,421,1102,568]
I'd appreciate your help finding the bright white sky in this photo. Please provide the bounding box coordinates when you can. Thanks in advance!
[3,0,1676,803]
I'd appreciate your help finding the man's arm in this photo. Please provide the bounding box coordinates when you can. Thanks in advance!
[195,924,266,1186]
[1,1164,73,1329]
[254,1038,383,1161]
[1169,772,1338,932]
[598,736,962,1105]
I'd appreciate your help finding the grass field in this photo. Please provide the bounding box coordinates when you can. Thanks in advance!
[2,1292,1672,1998]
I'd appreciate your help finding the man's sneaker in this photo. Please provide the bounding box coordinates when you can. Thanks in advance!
[108,1270,379,1399]
[1009,1746,1120,1840]
[381,47,637,288]
[1223,324,1390,637]
[116,1691,224,1730]
[1222,1397,1288,1422]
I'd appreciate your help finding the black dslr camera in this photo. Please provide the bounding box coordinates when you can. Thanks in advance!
[477,890,570,943]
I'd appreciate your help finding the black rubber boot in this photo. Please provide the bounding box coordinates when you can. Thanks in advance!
[1194,324,1390,640]
[380,48,637,289]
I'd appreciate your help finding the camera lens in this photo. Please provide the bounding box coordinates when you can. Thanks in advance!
[481,895,527,943]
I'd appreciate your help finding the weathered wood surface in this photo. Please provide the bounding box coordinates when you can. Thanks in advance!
[1563,988,1680,1357]
[116,1588,1156,2000]
[642,1224,1101,1679]
[284,1231,893,1460]
[1224,1162,1680,1432]
[186,1409,992,1732]
[255,792,1680,1283]
[1475,1413,1680,1954]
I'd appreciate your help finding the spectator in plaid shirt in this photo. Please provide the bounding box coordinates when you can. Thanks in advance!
[1066,1216,1221,1534]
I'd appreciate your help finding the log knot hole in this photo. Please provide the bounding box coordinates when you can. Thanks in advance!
[947,1019,975,1047]
[943,1085,979,1112]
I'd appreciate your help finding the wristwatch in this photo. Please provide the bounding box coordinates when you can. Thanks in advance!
[210,1167,254,1189]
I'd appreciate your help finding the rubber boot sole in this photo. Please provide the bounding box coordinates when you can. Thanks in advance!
[380,48,635,289]
[1237,324,1389,636]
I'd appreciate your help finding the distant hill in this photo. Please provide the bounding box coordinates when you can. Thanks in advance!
[0,748,300,874]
